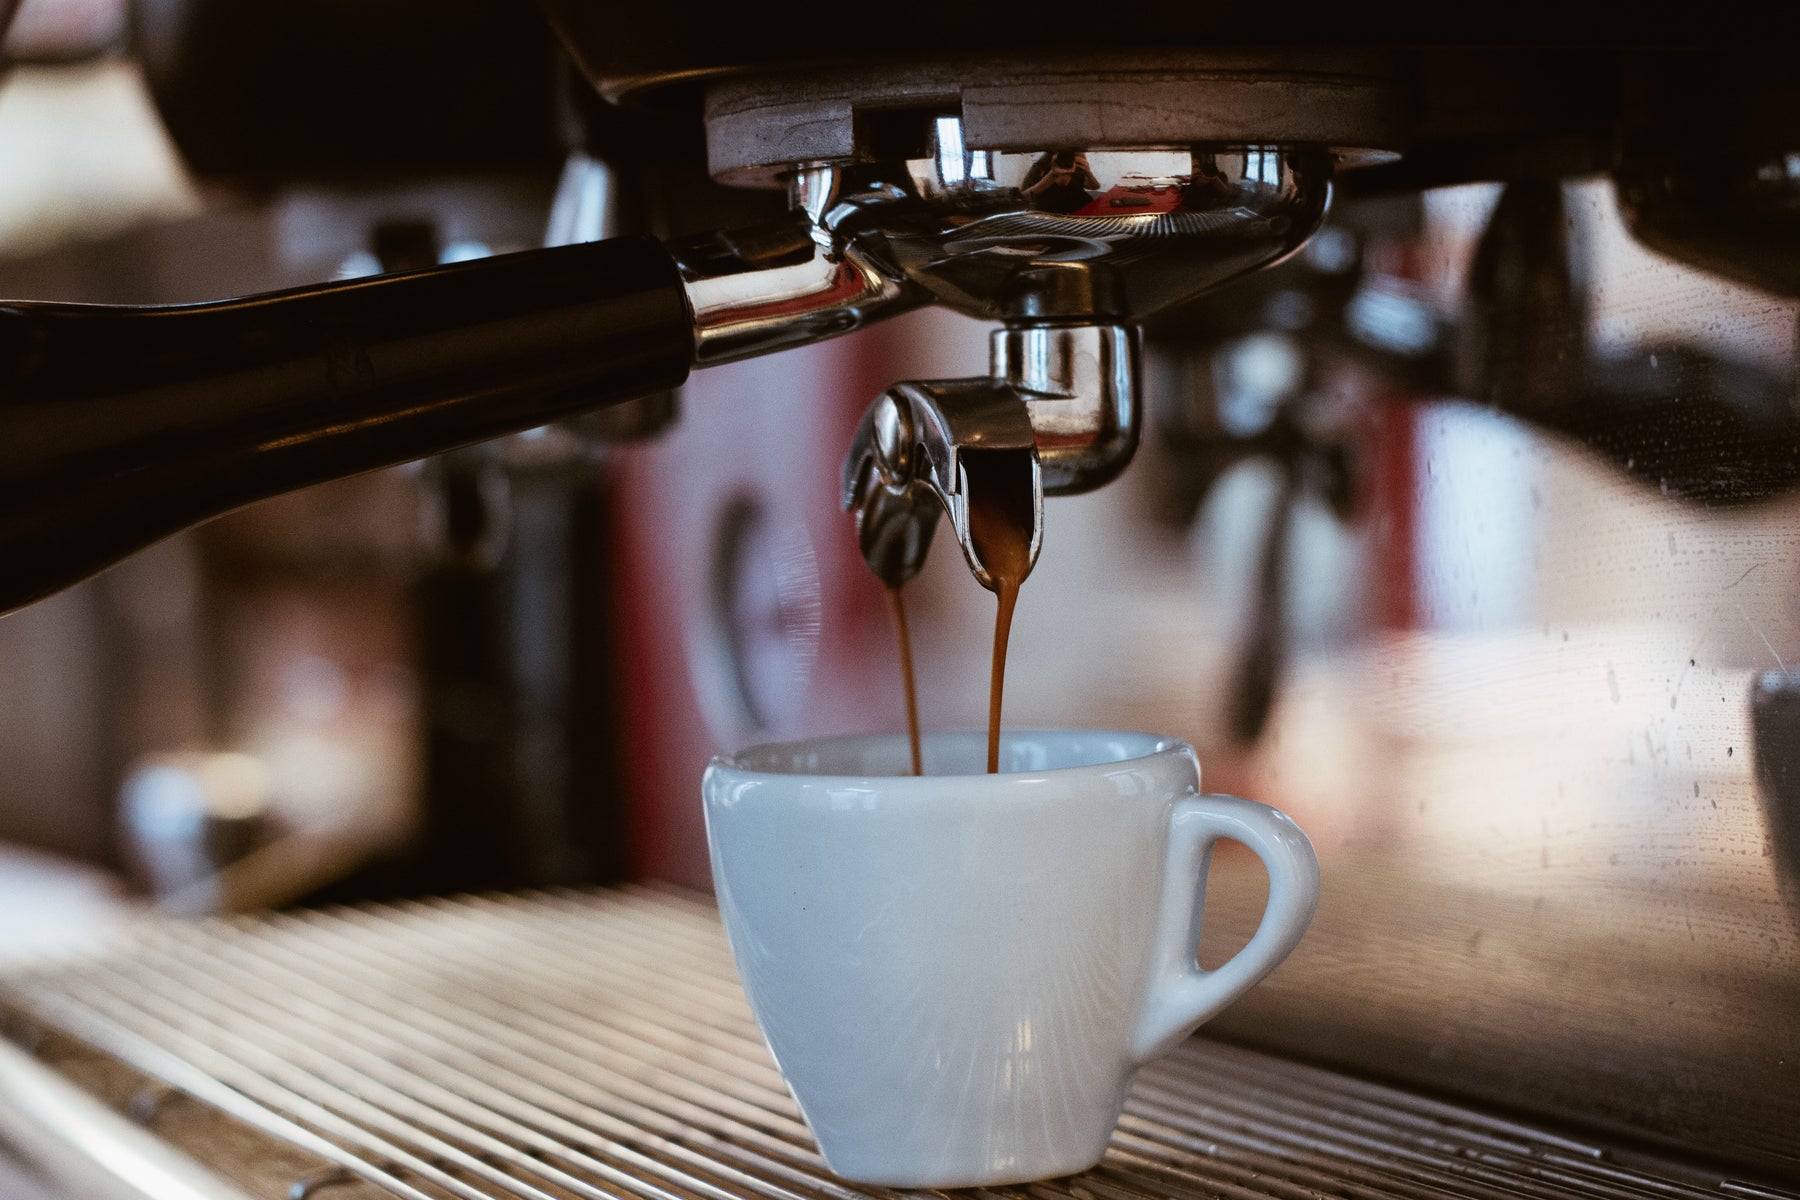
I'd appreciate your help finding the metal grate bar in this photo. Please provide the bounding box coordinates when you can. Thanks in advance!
[4,888,1795,1200]
[135,922,876,1200]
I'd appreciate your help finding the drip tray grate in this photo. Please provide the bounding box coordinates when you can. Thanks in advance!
[1,888,1792,1200]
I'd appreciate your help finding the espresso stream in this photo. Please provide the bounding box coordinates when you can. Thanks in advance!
[883,583,924,776]
[886,449,1035,776]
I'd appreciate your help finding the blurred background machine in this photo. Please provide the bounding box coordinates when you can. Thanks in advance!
[0,0,1797,1196]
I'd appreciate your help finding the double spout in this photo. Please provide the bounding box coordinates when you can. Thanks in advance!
[840,323,1139,590]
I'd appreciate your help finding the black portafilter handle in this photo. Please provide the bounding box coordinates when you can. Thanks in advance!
[0,236,693,614]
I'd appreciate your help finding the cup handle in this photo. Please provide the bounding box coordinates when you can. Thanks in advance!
[1131,793,1320,1064]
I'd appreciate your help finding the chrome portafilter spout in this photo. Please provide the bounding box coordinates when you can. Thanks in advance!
[841,323,1137,588]
[832,122,1332,589]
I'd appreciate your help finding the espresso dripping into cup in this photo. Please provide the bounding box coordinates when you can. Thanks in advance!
[879,446,1037,777]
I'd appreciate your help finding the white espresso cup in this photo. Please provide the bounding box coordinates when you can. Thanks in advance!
[702,729,1319,1188]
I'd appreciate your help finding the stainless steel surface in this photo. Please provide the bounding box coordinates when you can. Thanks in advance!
[0,1035,253,1200]
[4,889,1798,1200]
[1087,179,1800,1174]
[994,323,1140,495]
[672,200,929,369]
[871,129,1331,324]
[674,122,1331,371]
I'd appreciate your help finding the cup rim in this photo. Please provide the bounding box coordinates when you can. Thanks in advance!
[708,728,1191,785]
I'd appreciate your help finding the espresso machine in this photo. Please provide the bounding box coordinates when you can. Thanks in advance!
[0,3,1797,1198]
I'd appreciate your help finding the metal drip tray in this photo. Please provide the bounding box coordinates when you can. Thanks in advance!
[0,888,1793,1200]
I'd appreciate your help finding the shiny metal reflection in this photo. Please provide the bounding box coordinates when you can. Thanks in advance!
[674,122,1332,366]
